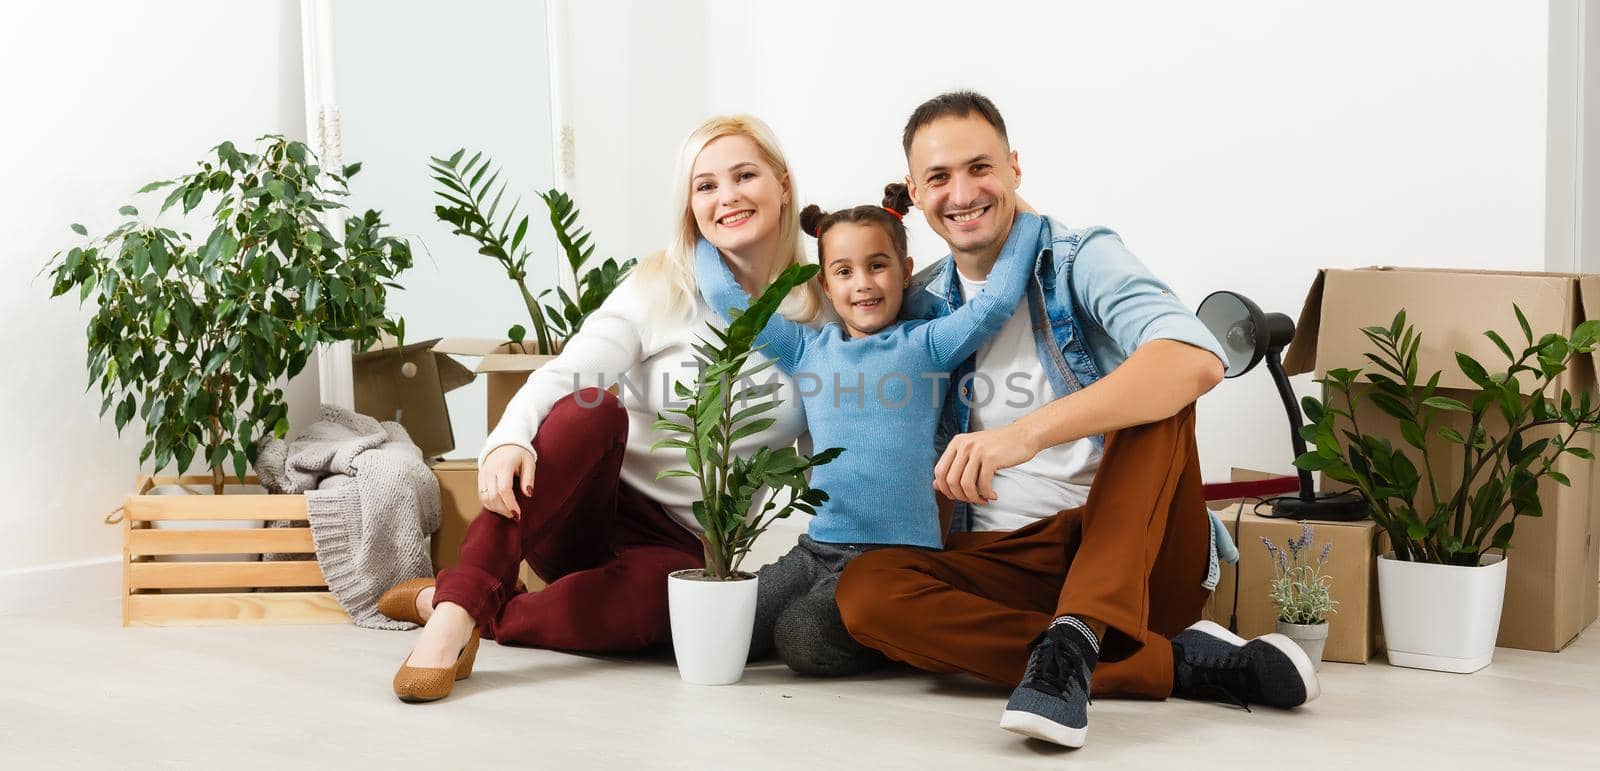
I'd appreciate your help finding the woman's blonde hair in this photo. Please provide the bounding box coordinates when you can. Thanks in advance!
[634,114,825,327]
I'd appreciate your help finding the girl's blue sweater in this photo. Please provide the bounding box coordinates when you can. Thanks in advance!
[695,214,1043,547]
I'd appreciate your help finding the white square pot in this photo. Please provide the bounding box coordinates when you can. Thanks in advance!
[1377,552,1507,673]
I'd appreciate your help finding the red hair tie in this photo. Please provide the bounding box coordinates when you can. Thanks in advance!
[882,206,904,220]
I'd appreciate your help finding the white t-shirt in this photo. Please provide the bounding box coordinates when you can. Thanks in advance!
[956,271,1100,532]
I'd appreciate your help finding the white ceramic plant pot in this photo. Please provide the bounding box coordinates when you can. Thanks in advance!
[1275,620,1329,671]
[667,569,758,685]
[1377,552,1507,674]
[148,484,268,564]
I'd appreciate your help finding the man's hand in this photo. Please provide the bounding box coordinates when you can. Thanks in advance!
[933,422,1041,504]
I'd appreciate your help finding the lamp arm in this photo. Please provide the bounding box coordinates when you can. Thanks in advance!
[1265,348,1315,501]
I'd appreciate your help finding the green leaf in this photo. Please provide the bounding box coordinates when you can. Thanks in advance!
[1483,329,1514,362]
[1456,353,1493,389]
[119,205,138,217]
[728,417,777,443]
[1293,452,1337,472]
[1368,392,1414,422]
[1399,420,1425,450]
[1567,446,1595,460]
[1491,522,1516,550]
[71,223,87,236]
[1421,396,1470,413]
[1300,396,1324,424]
[232,448,250,484]
[1514,304,1532,344]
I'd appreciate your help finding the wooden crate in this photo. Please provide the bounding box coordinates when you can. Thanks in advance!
[122,476,350,627]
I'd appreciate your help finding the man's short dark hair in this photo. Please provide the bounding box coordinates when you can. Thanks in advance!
[902,91,1009,156]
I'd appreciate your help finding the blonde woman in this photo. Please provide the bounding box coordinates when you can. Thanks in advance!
[383,115,827,702]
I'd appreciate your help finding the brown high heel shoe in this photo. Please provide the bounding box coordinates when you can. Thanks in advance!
[393,627,481,703]
[377,577,435,624]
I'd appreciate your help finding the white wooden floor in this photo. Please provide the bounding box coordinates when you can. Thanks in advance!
[3,589,1598,770]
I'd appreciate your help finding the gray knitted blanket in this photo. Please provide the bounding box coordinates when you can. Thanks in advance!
[255,405,440,630]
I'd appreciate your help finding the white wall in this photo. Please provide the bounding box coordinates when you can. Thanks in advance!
[0,0,1565,609]
[567,0,1553,484]
[0,1,311,604]
[558,0,708,266]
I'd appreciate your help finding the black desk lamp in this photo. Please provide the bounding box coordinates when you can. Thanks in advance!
[1197,290,1367,521]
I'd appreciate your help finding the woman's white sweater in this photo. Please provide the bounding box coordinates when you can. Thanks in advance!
[480,274,811,534]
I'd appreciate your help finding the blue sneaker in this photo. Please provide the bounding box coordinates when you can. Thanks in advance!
[999,617,1099,748]
[1171,620,1320,709]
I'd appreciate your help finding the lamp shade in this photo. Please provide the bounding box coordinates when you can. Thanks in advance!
[1198,290,1265,378]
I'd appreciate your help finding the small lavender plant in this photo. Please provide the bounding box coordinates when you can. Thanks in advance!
[1263,524,1339,626]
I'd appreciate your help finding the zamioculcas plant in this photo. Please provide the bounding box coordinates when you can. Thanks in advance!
[1295,307,1600,566]
[428,149,635,352]
[652,263,842,580]
[44,136,412,493]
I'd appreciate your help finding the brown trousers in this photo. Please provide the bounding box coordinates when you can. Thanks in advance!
[834,405,1211,699]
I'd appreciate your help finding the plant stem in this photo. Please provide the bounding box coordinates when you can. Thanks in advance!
[1342,383,1413,561]
[514,278,552,353]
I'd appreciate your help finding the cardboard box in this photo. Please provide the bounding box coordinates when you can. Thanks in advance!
[431,459,480,572]
[1283,267,1600,652]
[430,459,541,591]
[353,337,475,458]
[1204,469,1380,664]
[431,338,558,433]
[1205,507,1380,664]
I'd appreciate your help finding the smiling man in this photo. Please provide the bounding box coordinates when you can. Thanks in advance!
[833,91,1321,748]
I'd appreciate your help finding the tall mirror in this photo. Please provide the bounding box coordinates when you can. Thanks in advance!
[305,0,561,459]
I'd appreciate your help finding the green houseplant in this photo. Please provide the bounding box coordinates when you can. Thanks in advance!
[45,136,412,494]
[652,262,841,579]
[652,262,841,685]
[428,149,635,352]
[1294,307,1600,672]
[1295,307,1600,565]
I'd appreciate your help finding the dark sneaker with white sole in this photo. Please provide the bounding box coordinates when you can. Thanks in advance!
[999,616,1099,748]
[1171,620,1321,709]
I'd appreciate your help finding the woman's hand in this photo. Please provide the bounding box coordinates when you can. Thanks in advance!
[479,444,536,520]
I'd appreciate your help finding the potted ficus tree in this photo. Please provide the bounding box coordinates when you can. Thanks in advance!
[45,135,412,498]
[1296,307,1600,672]
[1263,525,1337,671]
[652,263,842,686]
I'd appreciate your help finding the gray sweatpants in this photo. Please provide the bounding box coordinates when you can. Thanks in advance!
[750,534,894,676]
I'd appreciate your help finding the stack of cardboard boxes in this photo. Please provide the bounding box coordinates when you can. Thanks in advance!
[1210,268,1600,660]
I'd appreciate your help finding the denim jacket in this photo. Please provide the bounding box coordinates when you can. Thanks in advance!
[901,215,1239,588]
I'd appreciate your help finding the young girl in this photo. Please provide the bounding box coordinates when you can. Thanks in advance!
[696,184,1042,675]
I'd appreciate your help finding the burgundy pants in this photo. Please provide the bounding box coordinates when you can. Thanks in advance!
[433,389,704,652]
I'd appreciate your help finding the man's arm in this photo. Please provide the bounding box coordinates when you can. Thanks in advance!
[934,339,1222,504]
